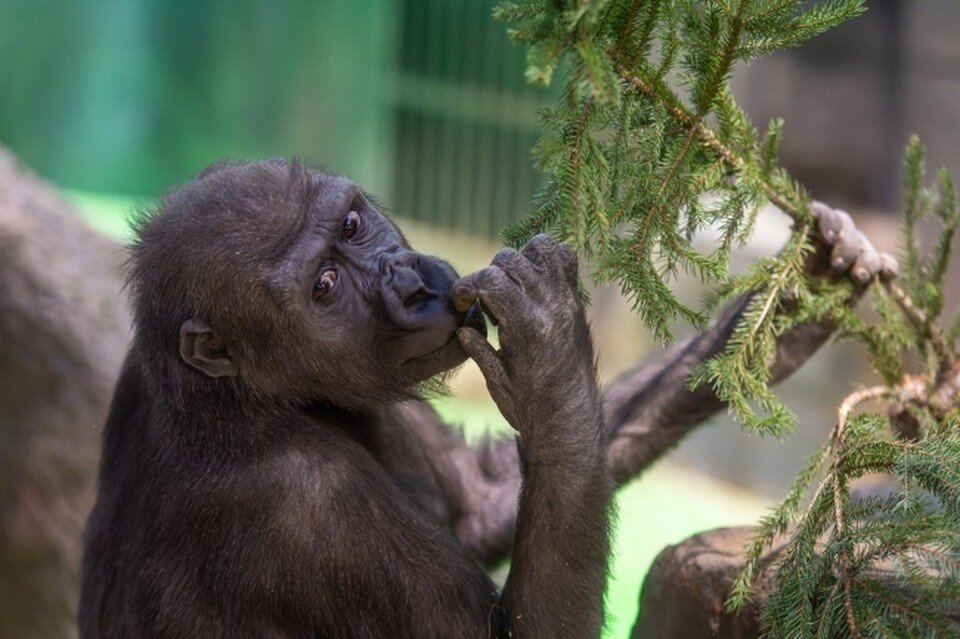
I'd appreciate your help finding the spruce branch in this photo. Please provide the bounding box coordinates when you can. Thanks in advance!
[885,280,956,381]
[728,145,960,626]
[498,0,864,431]
[497,6,960,631]
[832,386,893,639]
[614,62,803,219]
[729,145,960,634]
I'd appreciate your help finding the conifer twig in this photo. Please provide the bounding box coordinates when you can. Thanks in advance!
[831,385,893,639]
[748,225,810,341]
[615,63,802,219]
[884,280,956,380]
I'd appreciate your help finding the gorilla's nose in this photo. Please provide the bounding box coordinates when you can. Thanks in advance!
[382,250,433,308]
[380,250,459,330]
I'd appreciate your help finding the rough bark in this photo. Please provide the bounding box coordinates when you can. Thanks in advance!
[0,146,130,639]
[633,524,960,638]
[631,527,785,639]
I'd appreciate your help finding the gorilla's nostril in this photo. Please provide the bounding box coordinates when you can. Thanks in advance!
[390,267,438,310]
[380,250,455,321]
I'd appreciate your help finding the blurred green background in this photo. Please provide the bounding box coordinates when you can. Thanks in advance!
[16,0,928,636]
[1,0,548,236]
[6,0,960,635]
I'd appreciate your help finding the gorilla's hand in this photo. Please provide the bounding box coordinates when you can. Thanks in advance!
[454,236,610,637]
[452,235,599,435]
[809,201,898,284]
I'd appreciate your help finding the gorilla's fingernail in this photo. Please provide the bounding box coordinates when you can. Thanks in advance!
[856,251,881,278]
[880,254,899,279]
[817,213,843,245]
[451,286,476,313]
[853,267,871,284]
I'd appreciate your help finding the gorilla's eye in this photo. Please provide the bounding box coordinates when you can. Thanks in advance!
[342,211,362,240]
[313,270,338,300]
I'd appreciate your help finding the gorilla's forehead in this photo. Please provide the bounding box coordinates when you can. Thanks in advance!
[262,170,360,261]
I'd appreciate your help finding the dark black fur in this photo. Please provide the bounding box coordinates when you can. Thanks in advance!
[80,160,611,638]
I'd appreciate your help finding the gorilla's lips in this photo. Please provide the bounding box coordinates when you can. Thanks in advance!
[398,300,487,379]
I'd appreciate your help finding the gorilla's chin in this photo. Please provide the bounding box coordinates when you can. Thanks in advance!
[402,336,468,380]
[398,301,487,382]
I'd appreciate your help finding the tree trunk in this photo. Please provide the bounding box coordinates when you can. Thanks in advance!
[633,523,960,638]
[631,526,783,639]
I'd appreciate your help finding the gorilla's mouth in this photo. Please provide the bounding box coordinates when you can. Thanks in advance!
[399,301,487,374]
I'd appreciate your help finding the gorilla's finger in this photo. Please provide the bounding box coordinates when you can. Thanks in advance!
[814,205,842,245]
[451,281,478,313]
[830,228,864,272]
[520,234,559,271]
[457,327,507,387]
[879,253,899,281]
[816,205,853,246]
[522,234,579,286]
[491,247,538,287]
[810,200,830,220]
[452,266,518,326]
[556,242,580,285]
[851,240,882,284]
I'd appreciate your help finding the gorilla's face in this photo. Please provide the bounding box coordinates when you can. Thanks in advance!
[141,160,483,408]
[285,174,484,389]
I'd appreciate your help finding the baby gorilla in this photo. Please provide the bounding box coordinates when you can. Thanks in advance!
[80,159,611,638]
[80,158,893,638]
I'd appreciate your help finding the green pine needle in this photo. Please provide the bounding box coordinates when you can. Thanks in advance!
[497,2,959,635]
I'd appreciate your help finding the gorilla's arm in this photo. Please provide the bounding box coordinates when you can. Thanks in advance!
[401,204,893,566]
[389,296,831,564]
[605,203,895,480]
[603,290,834,482]
[451,236,612,636]
[389,400,521,562]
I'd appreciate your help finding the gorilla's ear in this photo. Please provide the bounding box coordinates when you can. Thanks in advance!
[179,319,240,378]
